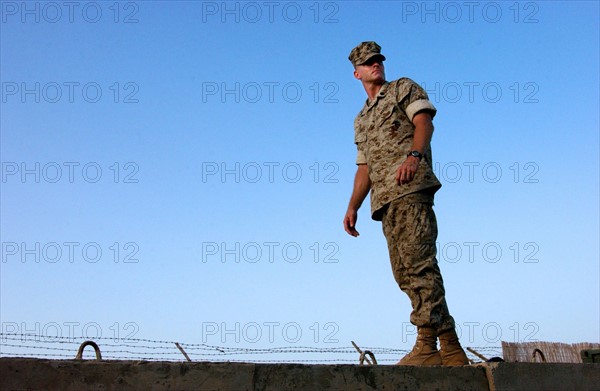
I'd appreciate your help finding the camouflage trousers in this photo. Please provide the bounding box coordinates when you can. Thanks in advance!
[381,195,455,333]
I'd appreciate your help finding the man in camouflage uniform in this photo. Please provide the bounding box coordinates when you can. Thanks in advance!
[343,41,469,366]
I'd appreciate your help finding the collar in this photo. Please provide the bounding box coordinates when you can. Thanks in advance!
[360,81,390,115]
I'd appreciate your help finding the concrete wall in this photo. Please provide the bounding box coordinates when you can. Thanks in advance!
[1,358,599,391]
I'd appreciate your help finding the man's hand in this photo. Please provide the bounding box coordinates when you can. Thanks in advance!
[396,111,433,185]
[396,155,420,185]
[343,164,370,237]
[343,208,360,237]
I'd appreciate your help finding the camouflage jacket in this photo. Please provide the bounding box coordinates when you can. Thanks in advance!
[354,78,442,221]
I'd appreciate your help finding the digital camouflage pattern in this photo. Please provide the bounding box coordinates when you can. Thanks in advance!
[353,76,453,333]
[381,196,455,333]
[354,78,442,221]
[348,41,386,67]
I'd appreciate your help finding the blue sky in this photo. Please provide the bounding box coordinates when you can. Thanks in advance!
[1,1,598,363]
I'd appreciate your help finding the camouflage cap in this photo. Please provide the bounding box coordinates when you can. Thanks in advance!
[348,41,386,67]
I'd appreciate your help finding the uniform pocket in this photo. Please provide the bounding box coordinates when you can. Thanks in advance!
[354,132,367,144]
[378,104,402,129]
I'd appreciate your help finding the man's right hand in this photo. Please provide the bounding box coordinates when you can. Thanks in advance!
[343,209,360,237]
[344,164,370,237]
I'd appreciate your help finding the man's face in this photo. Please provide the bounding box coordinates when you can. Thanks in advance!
[354,56,385,84]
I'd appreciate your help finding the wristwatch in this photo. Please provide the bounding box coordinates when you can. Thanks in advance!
[407,150,423,160]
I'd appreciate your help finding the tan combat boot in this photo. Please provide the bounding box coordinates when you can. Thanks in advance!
[396,327,442,366]
[438,329,470,366]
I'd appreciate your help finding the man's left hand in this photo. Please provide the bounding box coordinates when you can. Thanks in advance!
[396,156,420,185]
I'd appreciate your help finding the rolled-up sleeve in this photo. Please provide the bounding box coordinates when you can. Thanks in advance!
[400,79,437,122]
[356,148,367,165]
[406,99,436,122]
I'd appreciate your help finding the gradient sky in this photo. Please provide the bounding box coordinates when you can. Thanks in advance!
[1,1,598,363]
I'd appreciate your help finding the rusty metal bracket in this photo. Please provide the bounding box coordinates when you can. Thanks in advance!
[532,348,546,363]
[467,347,488,362]
[75,340,102,360]
[359,350,377,366]
[352,341,377,365]
[175,342,192,362]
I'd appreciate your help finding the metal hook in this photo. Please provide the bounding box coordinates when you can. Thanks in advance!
[532,348,546,363]
[352,341,377,365]
[359,350,378,366]
[75,340,102,360]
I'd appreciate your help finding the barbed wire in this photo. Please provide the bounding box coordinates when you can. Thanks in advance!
[0,333,502,364]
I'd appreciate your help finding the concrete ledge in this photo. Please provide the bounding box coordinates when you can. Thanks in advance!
[479,362,600,391]
[252,363,489,391]
[1,358,599,391]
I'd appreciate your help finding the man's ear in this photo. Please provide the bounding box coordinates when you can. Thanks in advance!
[353,69,361,80]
